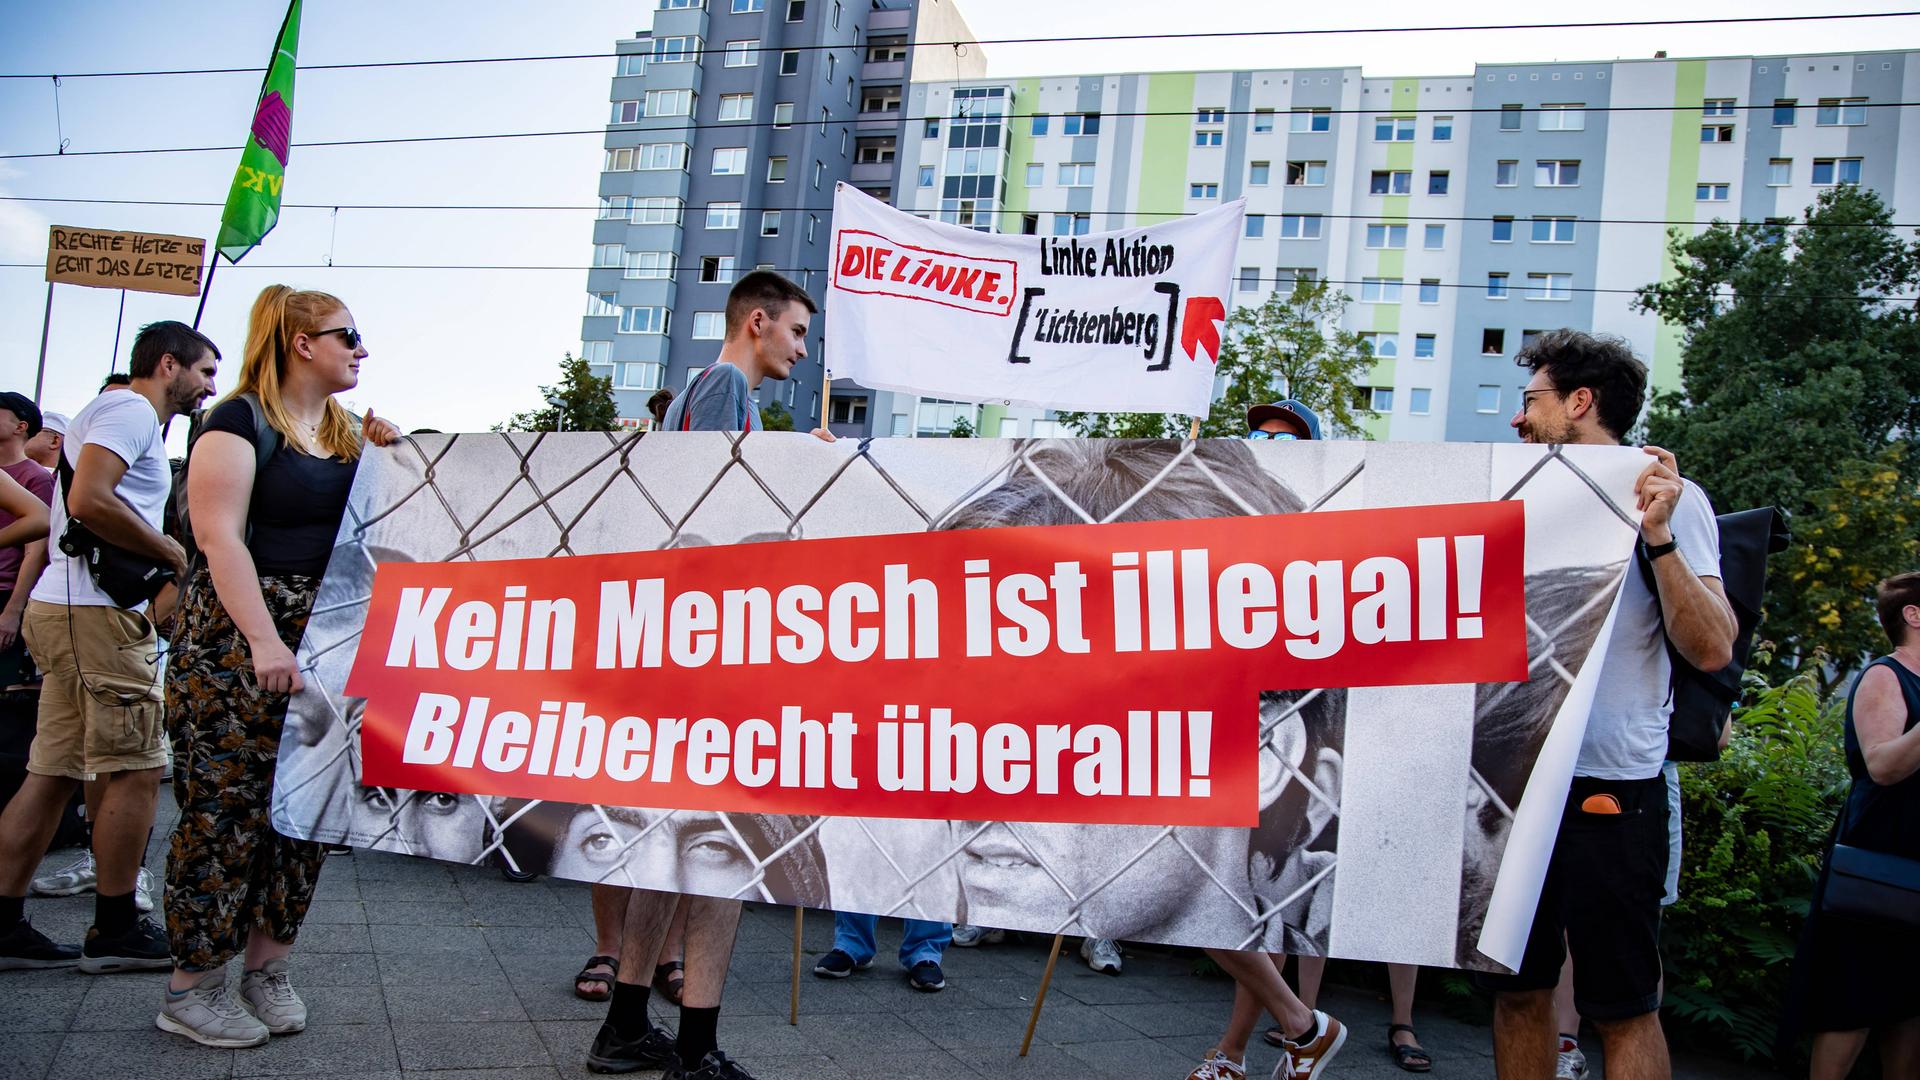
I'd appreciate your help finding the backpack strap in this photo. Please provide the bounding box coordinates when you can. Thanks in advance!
[680,365,721,432]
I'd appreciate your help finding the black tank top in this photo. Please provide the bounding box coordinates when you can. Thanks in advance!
[1839,655,1920,857]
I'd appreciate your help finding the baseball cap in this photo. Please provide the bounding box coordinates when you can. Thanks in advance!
[1245,399,1321,441]
[40,411,69,438]
[0,392,42,438]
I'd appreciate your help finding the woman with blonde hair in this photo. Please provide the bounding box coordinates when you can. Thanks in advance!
[158,285,400,1049]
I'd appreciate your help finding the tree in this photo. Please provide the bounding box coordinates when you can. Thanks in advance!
[1056,279,1380,439]
[759,400,795,431]
[949,413,976,438]
[1634,186,1920,685]
[496,353,619,432]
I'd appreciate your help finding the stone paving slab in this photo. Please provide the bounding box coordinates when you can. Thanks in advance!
[0,796,1763,1080]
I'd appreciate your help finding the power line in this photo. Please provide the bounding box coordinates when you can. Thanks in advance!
[2,193,1909,230]
[7,99,1919,161]
[1,11,1913,80]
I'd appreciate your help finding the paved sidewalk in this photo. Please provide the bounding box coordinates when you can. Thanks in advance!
[2,799,1754,1079]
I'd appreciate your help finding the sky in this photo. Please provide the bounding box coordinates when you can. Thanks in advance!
[2,0,1916,441]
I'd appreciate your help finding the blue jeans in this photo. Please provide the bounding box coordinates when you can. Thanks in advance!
[832,911,951,969]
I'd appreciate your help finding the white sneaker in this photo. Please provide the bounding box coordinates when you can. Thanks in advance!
[1556,1045,1589,1079]
[30,852,96,897]
[134,867,155,914]
[1187,1048,1247,1080]
[157,970,271,1048]
[950,924,1003,947]
[1080,936,1122,974]
[239,958,308,1034]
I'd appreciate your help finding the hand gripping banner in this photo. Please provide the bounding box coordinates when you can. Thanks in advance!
[271,435,1649,971]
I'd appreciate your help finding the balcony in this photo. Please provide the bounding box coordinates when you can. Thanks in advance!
[869,8,910,31]
[861,60,905,81]
[851,161,895,184]
[856,109,904,132]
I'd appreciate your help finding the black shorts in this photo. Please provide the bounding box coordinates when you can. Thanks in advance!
[1475,774,1670,1021]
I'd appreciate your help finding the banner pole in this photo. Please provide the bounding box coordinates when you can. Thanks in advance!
[1187,417,1201,440]
[821,370,832,433]
[1019,933,1066,1056]
[789,906,803,1025]
[108,289,127,373]
[193,255,221,330]
[33,282,54,405]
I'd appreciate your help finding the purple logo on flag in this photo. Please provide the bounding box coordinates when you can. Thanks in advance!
[251,90,292,167]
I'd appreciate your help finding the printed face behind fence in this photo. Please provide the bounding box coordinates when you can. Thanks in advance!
[270,432,1641,967]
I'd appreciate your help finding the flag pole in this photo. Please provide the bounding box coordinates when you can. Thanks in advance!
[33,282,54,405]
[193,255,221,330]
[108,289,126,372]
[1019,933,1066,1056]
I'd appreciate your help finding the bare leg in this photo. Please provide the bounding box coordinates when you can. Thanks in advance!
[677,896,742,1009]
[1205,948,1312,1035]
[1388,963,1425,1060]
[1492,988,1556,1080]
[1216,953,1285,1062]
[1879,1015,1920,1078]
[1295,955,1327,1009]
[1591,1011,1670,1080]
[0,773,81,895]
[661,901,688,967]
[613,889,681,987]
[1554,951,1581,1038]
[243,935,292,971]
[1806,1029,1869,1080]
[592,884,628,957]
[87,767,160,895]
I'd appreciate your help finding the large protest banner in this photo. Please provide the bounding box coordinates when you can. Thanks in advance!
[272,434,1647,971]
[824,184,1240,415]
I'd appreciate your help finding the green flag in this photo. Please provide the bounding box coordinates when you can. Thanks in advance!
[216,0,302,262]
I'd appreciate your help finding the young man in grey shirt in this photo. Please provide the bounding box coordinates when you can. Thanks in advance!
[1480,330,1736,1080]
[589,271,817,1080]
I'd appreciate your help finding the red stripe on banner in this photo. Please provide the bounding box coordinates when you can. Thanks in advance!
[350,502,1527,827]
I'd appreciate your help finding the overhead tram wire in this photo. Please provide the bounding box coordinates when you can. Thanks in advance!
[2,194,1914,230]
[1,10,1914,80]
[9,100,1920,161]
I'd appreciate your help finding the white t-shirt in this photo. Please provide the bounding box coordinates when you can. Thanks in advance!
[1576,478,1722,780]
[32,391,171,609]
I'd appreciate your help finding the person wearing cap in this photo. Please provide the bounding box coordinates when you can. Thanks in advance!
[1245,400,1322,442]
[24,411,66,473]
[0,392,55,687]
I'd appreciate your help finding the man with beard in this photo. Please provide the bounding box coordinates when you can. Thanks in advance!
[0,321,217,973]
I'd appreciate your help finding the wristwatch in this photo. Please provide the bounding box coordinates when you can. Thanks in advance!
[1643,537,1679,560]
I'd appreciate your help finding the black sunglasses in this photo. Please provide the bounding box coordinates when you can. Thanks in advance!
[313,326,365,350]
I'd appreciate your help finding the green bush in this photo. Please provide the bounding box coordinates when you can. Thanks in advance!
[1661,656,1852,1061]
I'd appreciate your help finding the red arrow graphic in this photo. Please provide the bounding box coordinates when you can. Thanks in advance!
[1181,296,1226,364]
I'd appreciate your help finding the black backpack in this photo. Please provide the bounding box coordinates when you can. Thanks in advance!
[1636,506,1791,761]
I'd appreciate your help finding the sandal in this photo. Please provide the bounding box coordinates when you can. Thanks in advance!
[573,954,618,1001]
[653,960,685,1006]
[1388,1024,1432,1072]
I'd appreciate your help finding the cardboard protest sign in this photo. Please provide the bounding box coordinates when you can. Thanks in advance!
[272,435,1646,970]
[824,184,1240,415]
[44,226,207,297]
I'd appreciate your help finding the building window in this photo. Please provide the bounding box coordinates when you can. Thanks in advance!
[1695,182,1730,202]
[1535,160,1580,187]
[1253,108,1275,133]
[1289,108,1331,133]
[1767,158,1791,186]
[1428,170,1450,195]
[1423,224,1445,250]
[1491,216,1514,242]
[1812,157,1863,186]
[1816,97,1868,126]
[1020,213,1039,235]
[1481,329,1505,355]
[598,196,631,219]
[619,306,669,335]
[691,311,725,339]
[766,155,788,182]
[1538,103,1585,131]
[625,251,674,279]
[699,256,736,284]
[1487,272,1509,299]
[711,147,747,175]
[824,52,835,82]
[628,144,687,171]
[828,396,869,426]
[651,36,702,63]
[1702,97,1736,117]
[1409,388,1432,414]
[1495,160,1518,187]
[867,42,907,63]
[1432,115,1453,141]
[1019,113,1045,139]
[1062,112,1101,136]
[644,89,693,116]
[706,202,741,229]
[1373,116,1415,141]
[586,292,617,318]
[832,0,841,28]
[1189,182,1220,199]
[1279,214,1323,239]
[1286,160,1326,186]
[1414,334,1436,359]
[1370,170,1412,195]
[812,159,824,188]
[1249,160,1271,186]
[1526,272,1572,300]
[1365,223,1408,249]
[1366,387,1395,413]
[732,0,765,11]
[807,214,818,242]
[1359,332,1397,358]
[1476,385,1501,414]
[582,341,610,367]
[1700,124,1734,143]
[1499,103,1522,131]
[773,102,795,127]
[1059,162,1095,187]
[1772,99,1797,126]
[724,39,760,67]
[1238,267,1262,291]
[1051,213,1091,236]
[1277,268,1317,292]
[719,93,754,121]
[632,197,683,225]
[924,118,938,138]
[616,53,646,77]
[787,0,805,19]
[819,106,829,135]
[1196,107,1226,124]
[779,50,799,75]
[760,210,780,236]
[1245,214,1265,238]
[593,243,622,268]
[1024,163,1043,187]
[1530,216,1575,243]
[618,363,665,392]
[1361,277,1403,303]
[1418,279,1440,304]
[611,100,641,124]
[1194,129,1223,147]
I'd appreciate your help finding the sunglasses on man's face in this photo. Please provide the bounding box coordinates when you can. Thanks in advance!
[1245,430,1299,441]
[313,326,365,350]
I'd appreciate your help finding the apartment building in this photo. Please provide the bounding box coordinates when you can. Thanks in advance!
[587,22,1919,438]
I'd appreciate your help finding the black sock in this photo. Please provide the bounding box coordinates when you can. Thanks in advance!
[677,1004,720,1069]
[607,981,652,1039]
[94,890,136,937]
[0,893,23,929]
[1288,1012,1319,1045]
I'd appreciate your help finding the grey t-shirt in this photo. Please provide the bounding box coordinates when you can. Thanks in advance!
[660,363,759,433]
[1577,477,1722,780]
